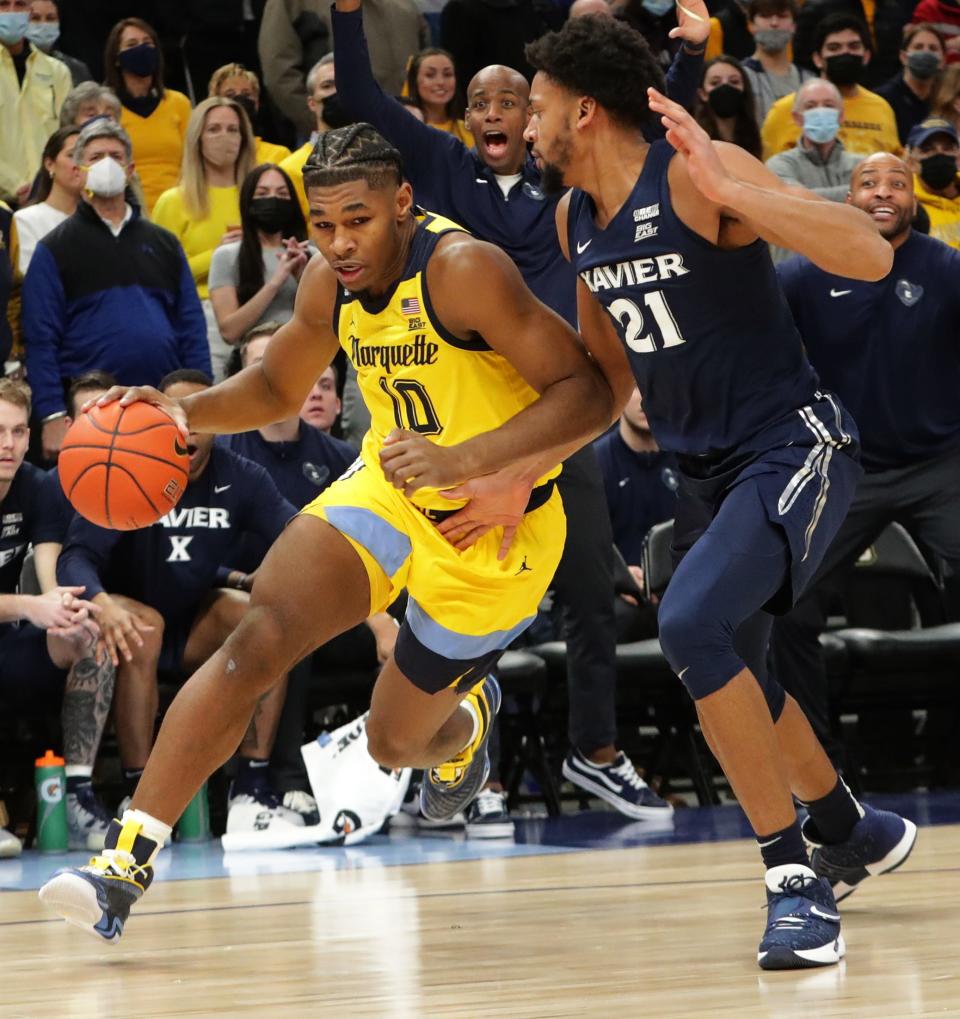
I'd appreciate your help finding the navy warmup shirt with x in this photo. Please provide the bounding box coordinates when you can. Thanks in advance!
[57,446,296,627]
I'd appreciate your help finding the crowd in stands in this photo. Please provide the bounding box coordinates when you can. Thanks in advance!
[0,0,958,854]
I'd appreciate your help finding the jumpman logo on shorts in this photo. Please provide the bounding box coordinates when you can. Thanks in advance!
[516,556,532,575]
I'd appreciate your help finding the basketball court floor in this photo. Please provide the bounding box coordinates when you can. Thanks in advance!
[3,791,958,1018]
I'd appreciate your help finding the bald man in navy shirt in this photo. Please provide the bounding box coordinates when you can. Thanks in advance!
[773,153,960,758]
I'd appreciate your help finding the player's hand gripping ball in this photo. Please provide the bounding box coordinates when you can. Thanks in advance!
[58,401,189,530]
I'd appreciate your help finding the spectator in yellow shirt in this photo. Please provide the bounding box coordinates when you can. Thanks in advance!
[761,14,901,159]
[104,18,192,213]
[280,55,340,219]
[208,62,292,166]
[907,117,960,248]
[403,48,473,146]
[153,97,256,380]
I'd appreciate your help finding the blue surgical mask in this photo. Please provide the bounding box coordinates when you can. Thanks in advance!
[25,20,60,51]
[0,11,30,46]
[642,0,675,17]
[802,106,841,144]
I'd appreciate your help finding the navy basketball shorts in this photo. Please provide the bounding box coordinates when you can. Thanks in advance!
[657,395,862,718]
[0,622,66,709]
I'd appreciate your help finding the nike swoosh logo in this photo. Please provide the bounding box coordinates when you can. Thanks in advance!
[214,484,231,493]
[810,906,841,922]
[757,836,782,848]
[618,478,629,487]
[678,667,690,679]
[576,239,592,254]
[830,289,852,298]
[475,178,489,184]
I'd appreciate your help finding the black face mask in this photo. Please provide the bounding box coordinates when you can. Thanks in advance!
[249,196,295,233]
[117,43,158,78]
[824,53,865,86]
[320,93,353,130]
[233,94,259,129]
[707,83,745,118]
[919,152,958,190]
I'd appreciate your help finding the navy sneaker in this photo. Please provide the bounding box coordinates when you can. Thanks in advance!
[803,803,917,903]
[562,748,674,820]
[465,788,515,840]
[421,675,500,823]
[38,817,158,944]
[758,864,845,971]
[66,784,113,851]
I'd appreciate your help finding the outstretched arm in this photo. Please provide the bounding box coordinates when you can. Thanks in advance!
[648,88,893,281]
[379,236,614,495]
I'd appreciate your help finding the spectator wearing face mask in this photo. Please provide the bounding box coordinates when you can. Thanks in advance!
[153,97,257,381]
[762,14,901,158]
[59,82,121,128]
[695,55,763,156]
[615,0,684,74]
[279,55,348,218]
[765,79,864,259]
[208,163,312,345]
[104,18,192,214]
[209,63,292,166]
[742,0,814,123]
[793,0,911,87]
[910,0,960,66]
[0,0,72,205]
[26,0,89,85]
[877,24,946,144]
[22,120,209,461]
[906,115,960,245]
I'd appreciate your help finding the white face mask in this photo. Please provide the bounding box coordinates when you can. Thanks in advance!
[84,156,127,197]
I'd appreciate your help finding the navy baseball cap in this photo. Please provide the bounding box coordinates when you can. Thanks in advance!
[908,117,959,148]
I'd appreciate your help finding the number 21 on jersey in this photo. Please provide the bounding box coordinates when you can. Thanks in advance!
[608,289,685,353]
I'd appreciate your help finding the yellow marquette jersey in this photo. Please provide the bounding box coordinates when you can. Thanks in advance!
[335,210,559,511]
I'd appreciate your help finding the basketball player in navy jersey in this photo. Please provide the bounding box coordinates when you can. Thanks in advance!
[518,16,916,970]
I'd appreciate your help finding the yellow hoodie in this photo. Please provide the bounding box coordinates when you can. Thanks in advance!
[915,174,960,250]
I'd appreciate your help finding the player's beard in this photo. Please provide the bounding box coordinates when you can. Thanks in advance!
[539,127,574,196]
[877,206,913,244]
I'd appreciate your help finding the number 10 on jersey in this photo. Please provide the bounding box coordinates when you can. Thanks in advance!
[379,377,443,435]
[608,289,685,353]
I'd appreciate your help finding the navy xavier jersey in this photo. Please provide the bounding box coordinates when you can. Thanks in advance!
[0,463,61,594]
[57,446,296,624]
[569,140,822,456]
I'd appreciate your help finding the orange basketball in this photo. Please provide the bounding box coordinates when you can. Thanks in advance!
[58,401,189,530]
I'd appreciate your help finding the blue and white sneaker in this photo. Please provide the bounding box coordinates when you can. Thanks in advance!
[421,675,500,823]
[39,817,158,944]
[758,864,845,971]
[562,748,674,820]
[803,803,917,903]
[66,785,113,851]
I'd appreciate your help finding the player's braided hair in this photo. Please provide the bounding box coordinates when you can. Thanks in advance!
[302,123,404,192]
[526,15,664,130]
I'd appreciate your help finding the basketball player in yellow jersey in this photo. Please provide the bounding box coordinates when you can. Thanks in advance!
[38,123,614,941]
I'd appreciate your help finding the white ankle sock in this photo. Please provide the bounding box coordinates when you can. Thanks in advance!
[457,699,481,754]
[121,808,172,850]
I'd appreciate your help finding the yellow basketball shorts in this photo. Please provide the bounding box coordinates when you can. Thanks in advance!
[301,458,566,694]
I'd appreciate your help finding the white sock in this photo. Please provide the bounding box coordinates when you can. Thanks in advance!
[457,699,481,754]
[64,765,92,779]
[121,808,172,850]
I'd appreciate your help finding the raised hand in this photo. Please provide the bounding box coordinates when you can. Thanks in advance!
[668,0,709,48]
[647,87,738,206]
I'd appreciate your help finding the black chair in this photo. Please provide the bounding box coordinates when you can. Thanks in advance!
[827,523,960,787]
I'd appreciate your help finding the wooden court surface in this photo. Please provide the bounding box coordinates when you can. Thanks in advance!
[5,824,959,1018]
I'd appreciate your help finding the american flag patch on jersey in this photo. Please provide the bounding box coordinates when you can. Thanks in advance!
[400,297,421,316]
